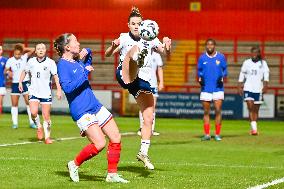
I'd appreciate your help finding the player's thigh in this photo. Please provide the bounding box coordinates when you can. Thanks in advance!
[136,93,154,124]
[85,124,106,149]
[246,100,254,111]
[213,99,223,112]
[23,94,30,105]
[102,118,121,143]
[41,103,51,121]
[29,101,40,115]
[0,95,4,105]
[202,101,211,114]
[11,95,20,106]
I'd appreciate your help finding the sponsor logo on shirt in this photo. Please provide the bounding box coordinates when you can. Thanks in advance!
[73,69,77,73]
[203,62,207,65]
[216,60,220,65]
[43,66,48,71]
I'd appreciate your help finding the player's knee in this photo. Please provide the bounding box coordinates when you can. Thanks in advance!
[110,132,121,143]
[215,108,222,115]
[143,114,154,127]
[95,138,106,151]
[204,109,210,115]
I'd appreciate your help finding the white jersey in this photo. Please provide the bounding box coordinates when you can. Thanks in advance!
[25,57,57,98]
[5,53,29,83]
[238,58,269,93]
[149,51,163,87]
[118,32,162,82]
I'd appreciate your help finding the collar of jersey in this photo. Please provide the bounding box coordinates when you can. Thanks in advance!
[36,56,47,63]
[61,57,76,63]
[128,32,140,42]
[206,51,218,58]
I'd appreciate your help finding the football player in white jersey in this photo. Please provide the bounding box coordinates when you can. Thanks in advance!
[105,7,171,170]
[137,51,164,136]
[238,46,269,135]
[19,43,62,144]
[4,44,35,129]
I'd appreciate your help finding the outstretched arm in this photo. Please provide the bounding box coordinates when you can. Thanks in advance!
[156,37,171,56]
[105,39,120,57]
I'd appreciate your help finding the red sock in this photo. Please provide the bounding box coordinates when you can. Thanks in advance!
[215,124,221,135]
[204,124,210,135]
[107,142,121,173]
[75,143,99,166]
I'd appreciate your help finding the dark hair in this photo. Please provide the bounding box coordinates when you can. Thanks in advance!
[128,7,143,22]
[205,38,216,46]
[251,45,261,53]
[14,43,24,53]
[53,33,73,57]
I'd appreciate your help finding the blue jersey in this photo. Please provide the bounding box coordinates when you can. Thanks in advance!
[0,56,8,87]
[197,52,227,93]
[57,49,102,121]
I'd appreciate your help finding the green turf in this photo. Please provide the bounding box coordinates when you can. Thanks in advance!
[0,114,283,189]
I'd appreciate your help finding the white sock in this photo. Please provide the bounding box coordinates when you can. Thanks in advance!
[34,114,41,128]
[26,106,33,125]
[152,112,156,132]
[139,111,143,129]
[11,106,18,125]
[251,121,257,131]
[140,139,150,155]
[43,120,51,139]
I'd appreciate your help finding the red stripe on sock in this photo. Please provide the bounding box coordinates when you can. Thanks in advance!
[75,143,99,166]
[107,142,121,173]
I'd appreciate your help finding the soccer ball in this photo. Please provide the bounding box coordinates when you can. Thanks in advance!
[138,20,159,41]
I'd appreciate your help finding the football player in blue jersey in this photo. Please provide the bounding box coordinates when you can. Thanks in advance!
[197,39,228,141]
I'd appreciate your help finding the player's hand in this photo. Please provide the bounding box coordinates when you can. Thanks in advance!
[163,37,171,52]
[6,70,13,79]
[56,89,62,100]
[158,83,164,91]
[238,86,243,96]
[112,39,120,49]
[85,65,94,72]
[198,77,205,86]
[216,77,223,88]
[79,48,89,59]
[262,85,268,94]
[18,82,23,93]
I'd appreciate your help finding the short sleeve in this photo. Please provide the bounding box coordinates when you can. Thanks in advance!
[5,58,12,69]
[50,60,57,75]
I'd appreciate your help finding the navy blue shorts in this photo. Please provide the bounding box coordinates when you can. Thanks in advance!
[11,81,29,95]
[116,69,155,98]
[244,91,263,104]
[29,95,52,104]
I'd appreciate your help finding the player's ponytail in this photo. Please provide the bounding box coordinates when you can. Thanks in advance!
[53,33,72,57]
[128,6,143,22]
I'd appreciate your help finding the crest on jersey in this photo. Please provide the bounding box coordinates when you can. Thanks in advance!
[85,116,91,121]
[43,66,47,71]
[216,60,220,65]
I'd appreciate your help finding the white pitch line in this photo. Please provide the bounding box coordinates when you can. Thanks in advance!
[122,161,284,170]
[0,132,136,147]
[248,177,284,189]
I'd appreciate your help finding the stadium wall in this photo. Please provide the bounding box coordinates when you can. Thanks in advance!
[1,9,284,39]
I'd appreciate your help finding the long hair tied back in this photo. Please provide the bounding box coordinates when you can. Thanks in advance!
[53,33,72,57]
[128,6,143,22]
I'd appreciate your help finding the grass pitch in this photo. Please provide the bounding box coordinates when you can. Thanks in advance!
[0,114,283,189]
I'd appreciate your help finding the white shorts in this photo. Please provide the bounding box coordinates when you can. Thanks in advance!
[0,87,6,95]
[200,91,224,101]
[153,87,159,97]
[76,106,113,136]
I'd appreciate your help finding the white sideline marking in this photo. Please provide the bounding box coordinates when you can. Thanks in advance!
[247,177,284,189]
[124,161,284,170]
[0,132,136,147]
